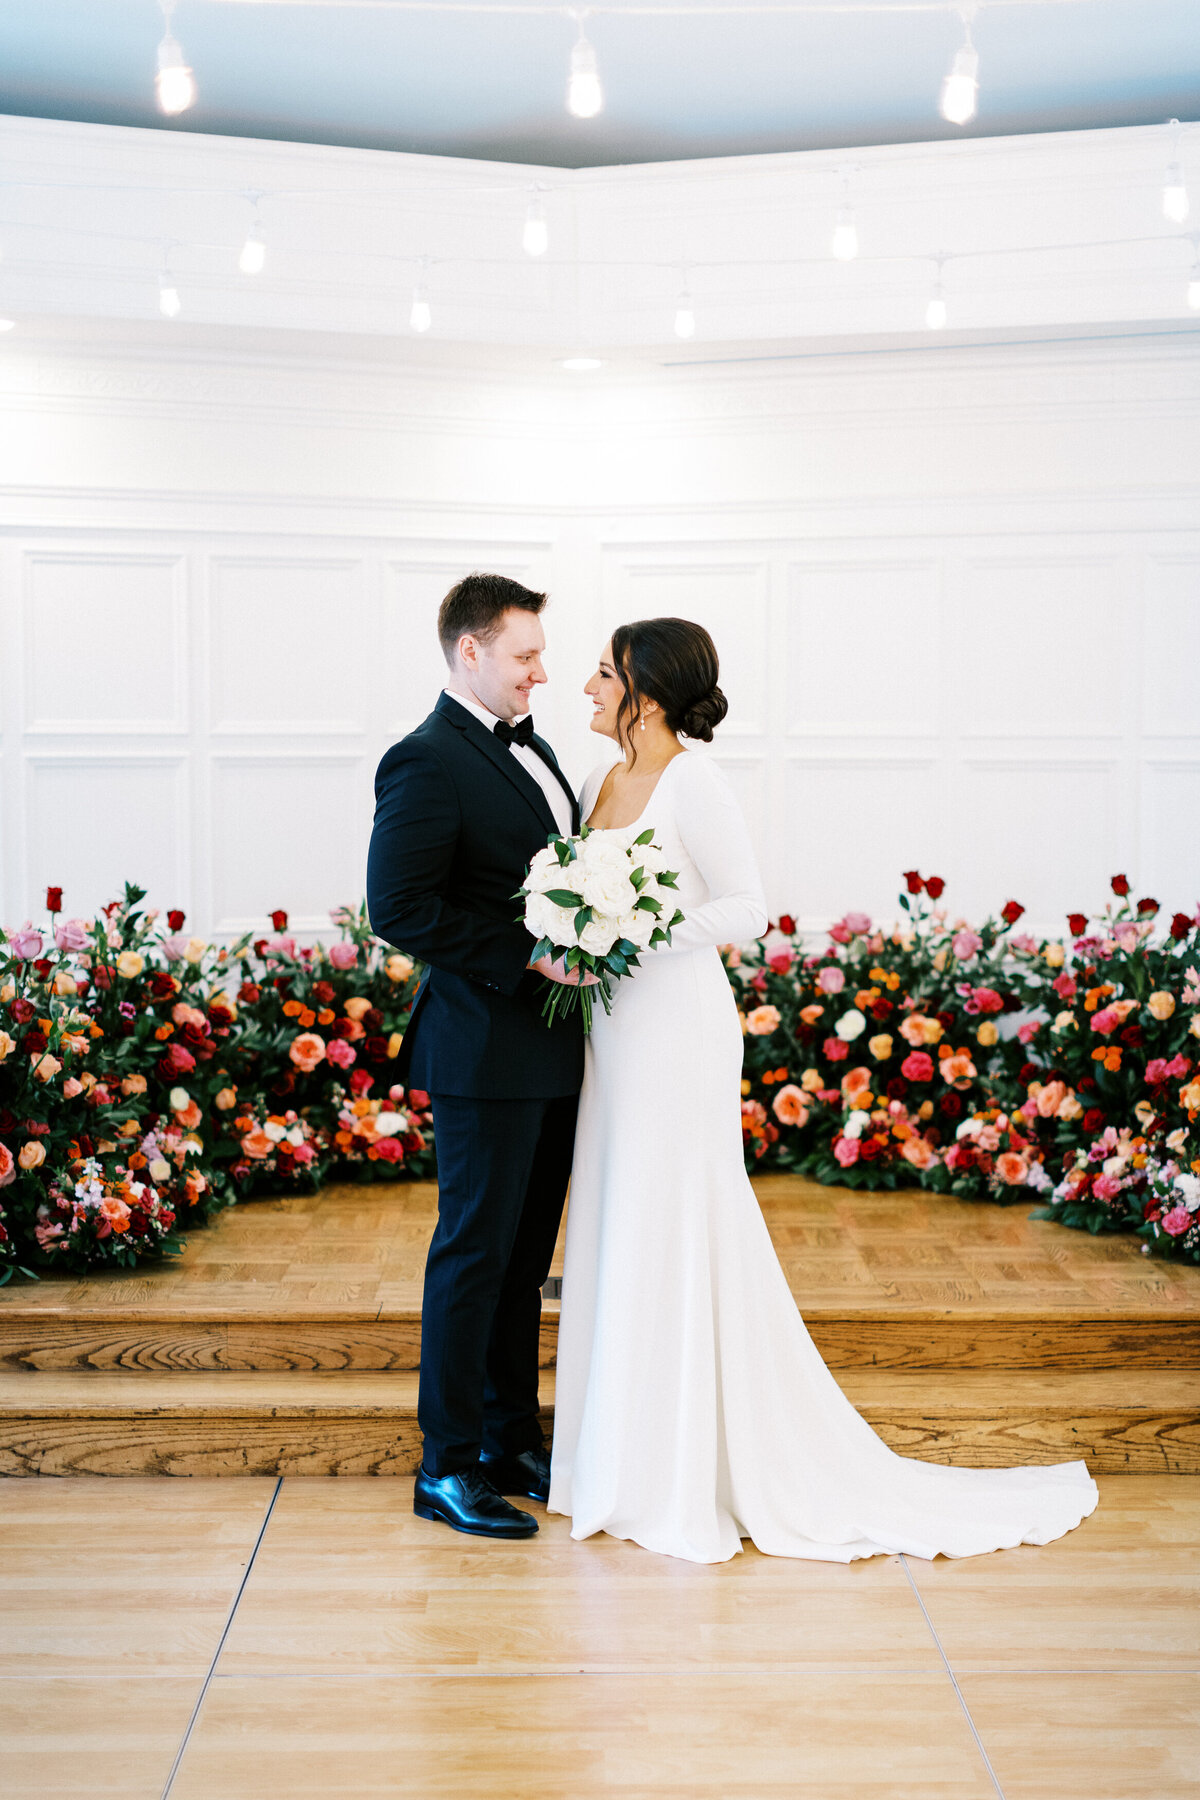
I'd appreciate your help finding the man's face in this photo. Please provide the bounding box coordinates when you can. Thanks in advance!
[458,607,548,720]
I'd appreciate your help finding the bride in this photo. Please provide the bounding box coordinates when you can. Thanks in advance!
[548,616,1099,1565]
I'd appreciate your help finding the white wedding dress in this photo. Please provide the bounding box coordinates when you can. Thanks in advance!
[548,748,1099,1564]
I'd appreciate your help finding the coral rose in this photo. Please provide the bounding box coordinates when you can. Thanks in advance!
[241,1128,274,1161]
[841,1066,873,1101]
[901,1136,935,1170]
[833,1136,860,1167]
[18,1140,46,1170]
[799,1004,824,1025]
[901,1051,934,1082]
[329,942,358,970]
[745,1005,781,1036]
[771,1085,809,1127]
[1147,991,1176,1021]
[63,1076,83,1098]
[941,1051,977,1085]
[996,1151,1029,1185]
[99,1196,131,1232]
[868,1033,893,1061]
[0,1143,14,1188]
[288,1032,326,1073]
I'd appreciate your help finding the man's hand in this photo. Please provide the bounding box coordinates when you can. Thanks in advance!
[530,950,600,988]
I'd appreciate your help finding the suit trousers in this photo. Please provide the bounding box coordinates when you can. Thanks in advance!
[419,1091,578,1476]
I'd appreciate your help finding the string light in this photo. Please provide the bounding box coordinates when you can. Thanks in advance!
[239,197,266,274]
[156,1,196,116]
[158,269,181,319]
[673,274,695,339]
[940,6,978,127]
[925,257,947,329]
[522,187,549,257]
[567,17,604,119]
[830,168,858,261]
[1163,124,1189,224]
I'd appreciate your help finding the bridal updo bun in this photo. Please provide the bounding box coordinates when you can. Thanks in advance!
[610,617,729,747]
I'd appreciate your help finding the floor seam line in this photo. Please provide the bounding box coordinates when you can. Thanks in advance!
[900,1554,1006,1800]
[159,1476,283,1800]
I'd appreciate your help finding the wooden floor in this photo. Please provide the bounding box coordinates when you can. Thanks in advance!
[1,1175,1199,1475]
[4,1473,1198,1798]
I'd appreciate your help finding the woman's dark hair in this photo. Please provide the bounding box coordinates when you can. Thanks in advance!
[438,572,547,664]
[610,617,728,753]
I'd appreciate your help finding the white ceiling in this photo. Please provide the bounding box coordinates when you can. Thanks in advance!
[0,0,1197,169]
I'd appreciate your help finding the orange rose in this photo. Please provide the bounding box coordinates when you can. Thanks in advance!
[996,1151,1029,1185]
[900,1136,935,1170]
[214,1087,238,1110]
[771,1085,809,1127]
[344,997,372,1022]
[940,1051,977,1086]
[18,1140,46,1170]
[745,1005,781,1036]
[288,1032,326,1073]
[99,1195,131,1232]
[799,1004,824,1026]
[241,1128,274,1160]
[841,1066,873,1101]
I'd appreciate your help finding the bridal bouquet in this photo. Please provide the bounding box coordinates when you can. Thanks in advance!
[519,827,684,1030]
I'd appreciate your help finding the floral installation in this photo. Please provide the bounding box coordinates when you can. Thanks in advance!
[520,826,683,1029]
[327,1082,434,1178]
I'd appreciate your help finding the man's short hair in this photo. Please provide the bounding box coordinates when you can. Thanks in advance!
[437,573,547,665]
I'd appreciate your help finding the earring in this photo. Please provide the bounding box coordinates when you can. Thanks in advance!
[639,714,646,732]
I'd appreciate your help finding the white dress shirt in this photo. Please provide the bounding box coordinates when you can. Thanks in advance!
[443,687,574,837]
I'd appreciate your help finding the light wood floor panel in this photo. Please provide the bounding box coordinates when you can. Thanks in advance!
[217,1476,942,1674]
[906,1473,1200,1671]
[0,1477,274,1674]
[958,1674,1200,1799]
[0,1678,202,1800]
[172,1671,996,1798]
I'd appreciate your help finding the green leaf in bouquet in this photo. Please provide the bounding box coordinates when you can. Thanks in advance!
[574,906,593,935]
[658,872,680,889]
[636,896,662,914]
[545,888,584,908]
[555,839,572,865]
[630,867,646,888]
[649,927,670,947]
[529,936,554,963]
[616,938,639,957]
[565,946,581,970]
[606,950,629,976]
[633,828,655,845]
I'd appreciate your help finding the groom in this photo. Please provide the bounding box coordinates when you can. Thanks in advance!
[366,573,586,1539]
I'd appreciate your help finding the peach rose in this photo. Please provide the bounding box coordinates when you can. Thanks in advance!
[841,1066,873,1102]
[996,1151,1029,1185]
[51,971,78,996]
[288,1032,326,1073]
[900,1136,935,1171]
[1043,942,1065,967]
[241,1128,274,1160]
[898,1014,937,1048]
[800,1068,823,1092]
[343,997,372,1022]
[941,1051,977,1085]
[867,1033,893,1061]
[116,950,145,979]
[385,954,413,982]
[63,1076,84,1098]
[799,1004,825,1026]
[121,1073,148,1096]
[0,1029,15,1062]
[31,1053,62,1083]
[771,1085,809,1127]
[1147,991,1176,1022]
[99,1195,131,1232]
[976,1021,999,1047]
[18,1140,46,1170]
[214,1087,238,1110]
[745,1005,781,1036]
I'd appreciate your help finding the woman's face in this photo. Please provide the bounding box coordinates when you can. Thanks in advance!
[584,641,624,740]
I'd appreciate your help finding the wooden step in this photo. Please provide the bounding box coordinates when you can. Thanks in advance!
[2,1307,1196,1373]
[2,1369,1197,1478]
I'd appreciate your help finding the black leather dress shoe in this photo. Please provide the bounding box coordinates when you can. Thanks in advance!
[479,1447,551,1504]
[413,1465,538,1539]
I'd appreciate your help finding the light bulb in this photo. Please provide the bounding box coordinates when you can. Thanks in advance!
[567,30,603,119]
[1163,162,1190,224]
[523,191,548,258]
[159,273,181,318]
[831,207,859,261]
[1189,277,1200,310]
[940,42,978,126]
[410,287,431,333]
[239,223,265,275]
[156,36,195,115]
[674,300,696,339]
[926,293,947,329]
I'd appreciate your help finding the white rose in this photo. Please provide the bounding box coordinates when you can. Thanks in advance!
[1175,1172,1200,1211]
[168,1086,190,1112]
[1102,1156,1129,1179]
[578,916,620,957]
[631,841,669,876]
[580,868,638,917]
[148,1158,172,1183]
[956,1118,982,1140]
[373,1111,407,1137]
[285,1126,306,1147]
[616,906,657,950]
[835,1009,866,1042]
[843,1108,871,1140]
[525,891,579,948]
[524,845,565,895]
[264,1119,287,1143]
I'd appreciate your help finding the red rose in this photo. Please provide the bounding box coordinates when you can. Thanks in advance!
[332,1017,356,1040]
[1067,913,1088,937]
[11,998,35,1023]
[408,1090,430,1110]
[313,981,335,1005]
[859,1138,882,1161]
[1001,900,1024,925]
[33,958,52,979]
[348,1068,374,1096]
[777,914,796,936]
[925,876,945,899]
[23,1028,48,1054]
[1077,1075,1097,1093]
[270,910,289,931]
[1110,873,1130,896]
[158,1043,196,1078]
[886,1077,909,1100]
[364,1007,384,1032]
[1018,1062,1040,1086]
[167,909,186,932]
[45,887,63,913]
[1171,912,1194,941]
[902,870,924,895]
[1082,1107,1105,1132]
[939,1091,964,1118]
[364,1036,389,1061]
[1120,1025,1144,1047]
[870,998,892,1021]
[182,1021,209,1048]
[373,1136,404,1164]
[208,998,235,1027]
[149,972,176,999]
[935,1010,955,1031]
[273,976,291,996]
[253,939,268,959]
[1136,897,1159,916]
[238,982,262,1004]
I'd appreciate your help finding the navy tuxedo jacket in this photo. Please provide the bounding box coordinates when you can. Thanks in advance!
[365,692,584,1099]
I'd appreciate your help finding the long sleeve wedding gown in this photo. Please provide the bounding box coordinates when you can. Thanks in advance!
[547,748,1099,1565]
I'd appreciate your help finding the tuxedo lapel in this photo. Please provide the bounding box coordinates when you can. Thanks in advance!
[434,692,561,838]
[531,734,581,834]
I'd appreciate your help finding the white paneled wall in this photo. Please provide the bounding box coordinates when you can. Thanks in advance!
[1,328,1198,944]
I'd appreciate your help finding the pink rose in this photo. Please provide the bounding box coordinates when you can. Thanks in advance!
[817,966,845,995]
[0,1143,15,1187]
[1017,1021,1040,1044]
[822,1037,849,1062]
[54,917,91,953]
[828,923,852,945]
[901,1051,934,1082]
[970,986,1004,1014]
[8,922,43,960]
[833,1136,860,1167]
[1145,1059,1171,1085]
[264,934,296,959]
[62,1076,84,1098]
[843,912,871,935]
[951,930,983,962]
[768,952,793,975]
[329,941,358,970]
[1010,933,1037,954]
[161,934,188,962]
[373,1136,404,1163]
[326,1037,356,1068]
[1162,1205,1192,1236]
[1092,1173,1123,1201]
[1052,972,1077,1001]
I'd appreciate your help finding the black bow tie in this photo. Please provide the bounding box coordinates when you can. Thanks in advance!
[493,715,535,747]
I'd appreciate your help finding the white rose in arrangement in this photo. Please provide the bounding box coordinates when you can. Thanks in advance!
[1175,1171,1200,1211]
[519,823,684,1031]
[843,1109,871,1140]
[373,1111,407,1137]
[835,1009,867,1042]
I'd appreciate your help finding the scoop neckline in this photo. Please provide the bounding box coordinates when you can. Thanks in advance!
[585,747,689,832]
